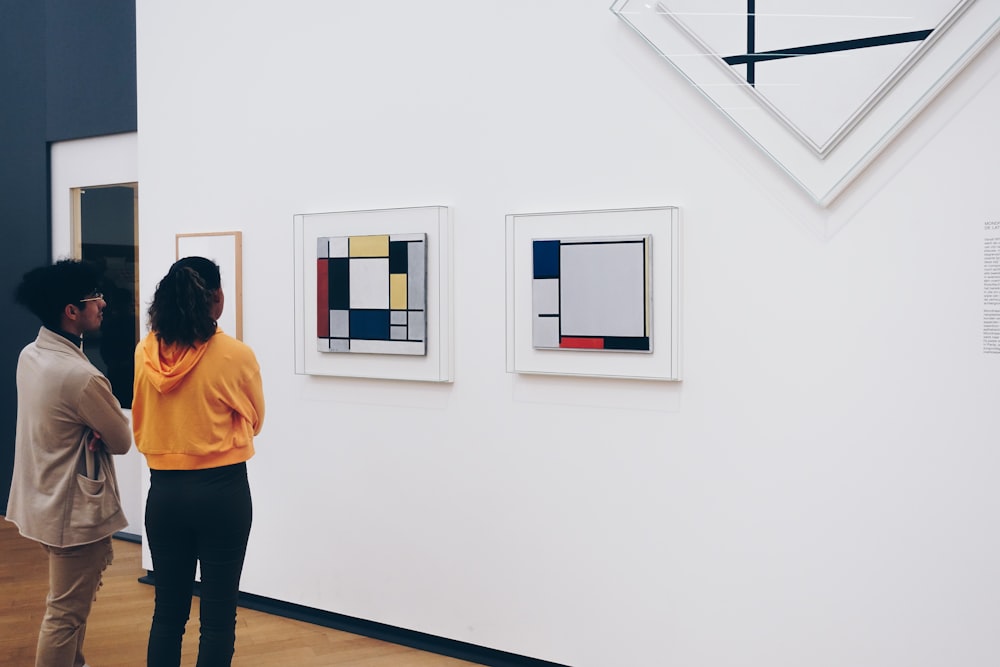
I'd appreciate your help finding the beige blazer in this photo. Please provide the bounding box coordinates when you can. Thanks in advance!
[6,327,132,547]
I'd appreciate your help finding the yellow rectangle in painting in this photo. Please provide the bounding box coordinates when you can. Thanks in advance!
[390,274,408,310]
[349,235,389,257]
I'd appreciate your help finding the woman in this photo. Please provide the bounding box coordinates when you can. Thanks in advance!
[132,256,265,667]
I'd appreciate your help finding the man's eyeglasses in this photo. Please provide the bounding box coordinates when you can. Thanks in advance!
[79,292,104,303]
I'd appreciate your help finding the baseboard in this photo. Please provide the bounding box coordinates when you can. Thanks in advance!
[138,572,571,667]
[113,531,142,544]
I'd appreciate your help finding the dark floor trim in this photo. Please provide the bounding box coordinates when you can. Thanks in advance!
[138,572,570,667]
[113,531,142,544]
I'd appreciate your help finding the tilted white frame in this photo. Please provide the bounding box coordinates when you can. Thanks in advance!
[610,0,1000,206]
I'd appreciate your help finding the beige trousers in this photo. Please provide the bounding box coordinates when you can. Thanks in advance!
[35,537,114,667]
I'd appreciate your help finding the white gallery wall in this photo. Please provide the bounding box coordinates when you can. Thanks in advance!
[135,2,1000,666]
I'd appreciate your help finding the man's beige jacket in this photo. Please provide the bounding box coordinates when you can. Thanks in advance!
[6,326,132,547]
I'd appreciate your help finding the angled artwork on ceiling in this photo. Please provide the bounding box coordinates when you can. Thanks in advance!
[611,1,1000,205]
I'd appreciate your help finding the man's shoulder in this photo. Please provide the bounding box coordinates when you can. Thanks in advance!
[21,330,101,377]
[31,327,84,355]
[18,330,72,363]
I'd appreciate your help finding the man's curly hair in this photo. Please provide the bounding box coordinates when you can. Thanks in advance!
[14,259,102,328]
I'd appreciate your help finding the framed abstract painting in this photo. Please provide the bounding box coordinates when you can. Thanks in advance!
[506,207,680,381]
[531,235,653,353]
[315,232,427,355]
[293,206,453,382]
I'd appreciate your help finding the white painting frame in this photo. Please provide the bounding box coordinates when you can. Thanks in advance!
[610,1,1000,206]
[506,207,681,381]
[176,231,243,340]
[293,206,453,382]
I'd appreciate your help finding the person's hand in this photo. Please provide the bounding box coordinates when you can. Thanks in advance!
[87,431,103,452]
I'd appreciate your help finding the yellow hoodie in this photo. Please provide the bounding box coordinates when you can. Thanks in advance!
[132,329,264,470]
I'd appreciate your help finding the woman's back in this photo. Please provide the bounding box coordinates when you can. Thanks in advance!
[132,329,263,470]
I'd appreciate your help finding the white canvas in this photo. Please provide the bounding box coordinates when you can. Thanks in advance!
[560,242,647,338]
[407,242,426,309]
[532,316,560,349]
[330,310,349,338]
[349,258,389,309]
[408,311,426,340]
[328,236,349,258]
[350,339,425,355]
[532,278,559,316]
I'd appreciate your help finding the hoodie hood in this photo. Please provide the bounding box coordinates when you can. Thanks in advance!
[139,333,211,394]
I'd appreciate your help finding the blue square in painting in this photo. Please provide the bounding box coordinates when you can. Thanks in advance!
[328,258,350,309]
[349,310,391,340]
[389,241,409,274]
[533,240,560,279]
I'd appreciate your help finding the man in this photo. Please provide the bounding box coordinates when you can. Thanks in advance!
[6,259,132,667]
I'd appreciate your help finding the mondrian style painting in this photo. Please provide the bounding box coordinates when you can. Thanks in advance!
[317,233,427,355]
[532,235,652,352]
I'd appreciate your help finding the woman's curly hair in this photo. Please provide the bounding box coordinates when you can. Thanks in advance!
[148,256,221,346]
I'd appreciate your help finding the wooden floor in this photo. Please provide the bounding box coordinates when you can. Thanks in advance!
[1,519,480,667]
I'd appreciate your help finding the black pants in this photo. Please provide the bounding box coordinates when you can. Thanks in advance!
[145,463,252,667]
